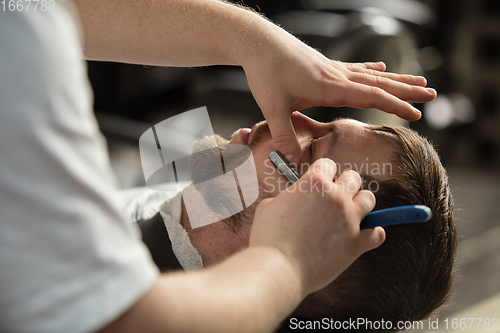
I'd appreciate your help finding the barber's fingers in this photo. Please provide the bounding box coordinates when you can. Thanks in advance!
[265,108,301,164]
[353,189,384,251]
[334,81,423,121]
[348,72,436,103]
[346,63,428,87]
[348,61,387,72]
[353,189,376,216]
[358,226,386,252]
[334,169,362,197]
[305,158,338,182]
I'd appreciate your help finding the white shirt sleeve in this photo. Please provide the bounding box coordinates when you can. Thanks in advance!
[0,4,158,333]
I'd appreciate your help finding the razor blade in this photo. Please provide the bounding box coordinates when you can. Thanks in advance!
[268,150,300,185]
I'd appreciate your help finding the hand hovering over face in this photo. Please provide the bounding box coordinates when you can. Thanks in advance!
[77,0,436,165]
[239,28,436,163]
[250,158,386,296]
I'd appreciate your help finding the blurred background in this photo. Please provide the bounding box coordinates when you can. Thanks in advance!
[88,0,500,331]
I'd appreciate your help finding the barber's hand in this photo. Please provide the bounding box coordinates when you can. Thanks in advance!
[249,158,385,297]
[242,32,436,163]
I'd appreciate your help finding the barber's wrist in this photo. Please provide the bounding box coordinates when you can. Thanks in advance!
[248,244,309,300]
[225,7,286,68]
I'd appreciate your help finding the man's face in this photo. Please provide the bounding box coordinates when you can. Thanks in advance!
[227,112,400,198]
[184,112,402,265]
[186,112,401,234]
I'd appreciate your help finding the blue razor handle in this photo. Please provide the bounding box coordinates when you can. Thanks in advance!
[360,205,432,229]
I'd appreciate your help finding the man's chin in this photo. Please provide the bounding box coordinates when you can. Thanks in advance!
[188,135,257,233]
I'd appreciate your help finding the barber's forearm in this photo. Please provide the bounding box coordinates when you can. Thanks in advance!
[97,246,303,333]
[160,246,303,332]
[74,0,282,68]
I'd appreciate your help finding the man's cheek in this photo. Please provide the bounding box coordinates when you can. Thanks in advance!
[262,158,275,176]
[262,175,276,195]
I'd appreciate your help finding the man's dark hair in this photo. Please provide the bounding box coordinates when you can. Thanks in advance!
[290,125,457,332]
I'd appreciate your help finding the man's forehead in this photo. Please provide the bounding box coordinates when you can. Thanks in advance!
[330,117,366,127]
[325,117,370,142]
[324,118,401,157]
[327,118,373,138]
[331,117,400,142]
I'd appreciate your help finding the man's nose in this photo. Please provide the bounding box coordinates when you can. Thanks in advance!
[290,111,331,138]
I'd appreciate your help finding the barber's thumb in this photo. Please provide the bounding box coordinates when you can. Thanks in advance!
[358,227,386,252]
[268,118,300,165]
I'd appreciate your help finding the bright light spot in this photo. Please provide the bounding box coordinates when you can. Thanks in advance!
[360,7,401,36]
[420,46,443,71]
[449,93,475,124]
[424,93,476,130]
[424,95,454,130]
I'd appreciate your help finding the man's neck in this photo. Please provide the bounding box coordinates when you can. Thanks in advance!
[179,199,251,267]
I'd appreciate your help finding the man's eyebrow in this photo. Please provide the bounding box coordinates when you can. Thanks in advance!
[325,122,340,157]
[328,122,337,134]
[367,125,400,144]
